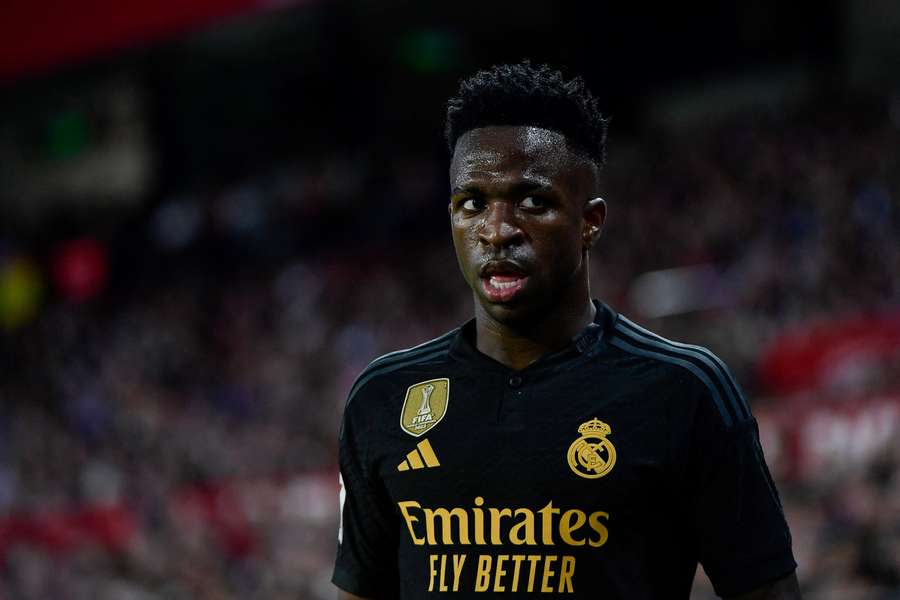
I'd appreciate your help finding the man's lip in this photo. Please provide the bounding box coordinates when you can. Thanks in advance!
[479,260,528,278]
[481,274,529,303]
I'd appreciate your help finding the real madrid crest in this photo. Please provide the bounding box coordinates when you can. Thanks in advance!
[400,378,450,437]
[567,418,616,479]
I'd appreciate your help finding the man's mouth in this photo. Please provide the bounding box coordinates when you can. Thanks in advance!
[482,274,529,302]
[478,259,531,303]
[479,264,530,302]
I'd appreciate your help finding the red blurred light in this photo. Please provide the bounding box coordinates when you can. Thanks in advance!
[52,237,109,302]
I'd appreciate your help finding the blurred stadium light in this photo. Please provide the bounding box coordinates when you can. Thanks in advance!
[0,0,309,82]
[627,264,732,319]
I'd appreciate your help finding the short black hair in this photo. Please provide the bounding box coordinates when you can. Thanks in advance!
[445,60,609,168]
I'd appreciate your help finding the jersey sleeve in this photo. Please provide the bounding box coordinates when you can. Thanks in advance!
[332,384,399,598]
[687,387,797,598]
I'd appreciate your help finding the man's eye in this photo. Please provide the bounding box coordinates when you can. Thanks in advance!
[461,198,486,211]
[520,196,546,209]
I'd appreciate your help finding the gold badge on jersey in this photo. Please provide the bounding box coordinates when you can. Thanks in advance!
[400,378,450,437]
[567,418,616,479]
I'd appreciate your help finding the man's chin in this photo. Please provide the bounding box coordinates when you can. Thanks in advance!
[474,292,537,326]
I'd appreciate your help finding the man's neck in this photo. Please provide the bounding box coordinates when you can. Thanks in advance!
[474,297,596,371]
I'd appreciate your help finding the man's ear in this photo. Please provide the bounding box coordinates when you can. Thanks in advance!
[582,197,607,250]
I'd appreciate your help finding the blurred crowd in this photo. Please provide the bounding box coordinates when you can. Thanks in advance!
[1,97,899,599]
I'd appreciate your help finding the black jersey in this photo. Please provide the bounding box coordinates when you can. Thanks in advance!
[333,301,796,599]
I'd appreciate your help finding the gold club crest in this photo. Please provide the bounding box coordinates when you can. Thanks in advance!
[400,378,450,437]
[567,418,616,479]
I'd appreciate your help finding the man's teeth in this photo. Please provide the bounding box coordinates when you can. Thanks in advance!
[489,276,521,289]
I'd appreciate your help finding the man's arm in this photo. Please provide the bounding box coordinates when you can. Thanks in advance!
[682,367,798,599]
[338,591,372,600]
[332,383,400,598]
[727,568,802,599]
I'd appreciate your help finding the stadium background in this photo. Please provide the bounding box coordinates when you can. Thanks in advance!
[1,1,899,598]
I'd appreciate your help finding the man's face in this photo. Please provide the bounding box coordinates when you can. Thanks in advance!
[449,125,603,325]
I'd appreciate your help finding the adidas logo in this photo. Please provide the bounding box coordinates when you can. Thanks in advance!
[397,439,440,471]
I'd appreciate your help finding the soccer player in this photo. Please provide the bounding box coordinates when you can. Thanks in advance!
[333,62,800,599]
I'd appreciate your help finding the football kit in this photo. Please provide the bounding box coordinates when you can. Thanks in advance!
[333,300,796,599]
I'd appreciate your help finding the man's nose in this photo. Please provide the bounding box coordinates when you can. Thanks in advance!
[478,201,523,248]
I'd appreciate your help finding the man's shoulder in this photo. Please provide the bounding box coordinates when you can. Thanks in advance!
[344,327,460,408]
[338,327,459,441]
[604,311,751,428]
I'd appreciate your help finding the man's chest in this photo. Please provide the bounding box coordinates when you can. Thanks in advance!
[372,371,679,523]
[363,371,690,597]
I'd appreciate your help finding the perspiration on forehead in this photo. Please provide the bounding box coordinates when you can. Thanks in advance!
[450,125,599,194]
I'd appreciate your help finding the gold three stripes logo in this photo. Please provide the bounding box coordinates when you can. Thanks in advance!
[397,439,440,471]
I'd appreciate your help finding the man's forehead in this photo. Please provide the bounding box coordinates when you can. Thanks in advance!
[450,125,573,181]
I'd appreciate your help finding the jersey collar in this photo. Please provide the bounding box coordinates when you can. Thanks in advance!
[448,299,616,372]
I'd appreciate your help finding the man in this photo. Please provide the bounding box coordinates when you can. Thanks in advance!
[333,62,800,599]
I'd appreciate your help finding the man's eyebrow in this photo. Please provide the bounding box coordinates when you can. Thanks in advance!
[451,180,556,196]
[450,184,479,196]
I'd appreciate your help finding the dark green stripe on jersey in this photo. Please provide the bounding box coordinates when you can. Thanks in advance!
[615,317,751,422]
[362,329,457,373]
[340,336,454,440]
[609,335,734,428]
[345,332,457,407]
[617,315,750,420]
[347,345,451,405]
[610,323,745,427]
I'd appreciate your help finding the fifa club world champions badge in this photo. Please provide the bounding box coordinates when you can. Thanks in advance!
[400,378,450,437]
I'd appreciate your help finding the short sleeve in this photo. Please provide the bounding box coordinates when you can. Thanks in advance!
[332,391,399,598]
[687,391,796,597]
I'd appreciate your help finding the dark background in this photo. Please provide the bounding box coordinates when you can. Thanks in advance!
[1,1,899,598]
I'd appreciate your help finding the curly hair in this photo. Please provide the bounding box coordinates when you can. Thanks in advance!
[445,61,609,167]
